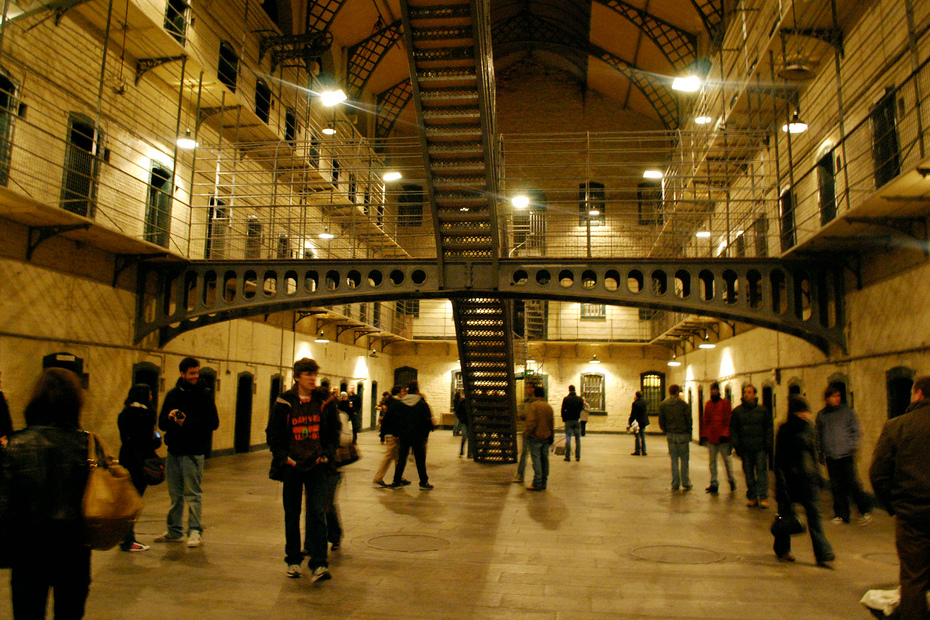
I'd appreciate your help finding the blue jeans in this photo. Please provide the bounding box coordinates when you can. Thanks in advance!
[667,433,691,489]
[708,442,736,487]
[166,452,205,537]
[526,436,550,489]
[741,450,769,500]
[633,428,647,454]
[773,495,833,562]
[564,420,582,459]
[283,465,329,567]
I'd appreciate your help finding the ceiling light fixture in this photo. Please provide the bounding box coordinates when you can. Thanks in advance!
[176,129,197,149]
[322,122,336,136]
[320,89,347,106]
[589,354,601,364]
[667,356,681,367]
[672,75,701,92]
[782,111,808,134]
[512,195,529,209]
[698,333,716,349]
[319,228,334,240]
[314,331,329,343]
[369,349,378,358]
[525,358,536,364]
[695,115,713,125]
[696,231,712,239]
[588,209,600,216]
[382,171,402,181]
[643,170,663,179]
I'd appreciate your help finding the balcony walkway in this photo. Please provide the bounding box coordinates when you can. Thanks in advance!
[0,430,898,618]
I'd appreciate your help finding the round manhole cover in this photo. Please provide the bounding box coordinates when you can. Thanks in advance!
[863,552,899,566]
[628,544,726,564]
[368,534,450,553]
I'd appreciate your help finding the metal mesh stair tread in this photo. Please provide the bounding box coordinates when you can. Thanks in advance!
[408,5,471,20]
[413,48,474,62]
[421,89,479,101]
[411,26,473,41]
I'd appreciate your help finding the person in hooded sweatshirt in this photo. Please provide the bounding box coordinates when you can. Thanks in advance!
[390,380,435,489]
[156,357,220,547]
[815,382,873,524]
[730,384,773,508]
[701,382,736,494]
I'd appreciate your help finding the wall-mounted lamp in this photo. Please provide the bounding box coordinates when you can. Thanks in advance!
[176,129,197,149]
[643,170,664,180]
[782,111,808,134]
[696,231,711,239]
[589,354,601,364]
[314,331,329,343]
[319,227,334,240]
[667,355,681,367]
[698,333,716,349]
[672,75,701,92]
[322,121,336,136]
[369,349,378,358]
[320,89,347,106]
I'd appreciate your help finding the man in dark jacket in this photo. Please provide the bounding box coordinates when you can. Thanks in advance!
[730,384,773,508]
[659,385,692,491]
[870,376,930,619]
[561,385,585,461]
[815,383,873,524]
[390,380,435,489]
[373,386,406,487]
[266,357,340,582]
[628,391,649,455]
[156,357,220,547]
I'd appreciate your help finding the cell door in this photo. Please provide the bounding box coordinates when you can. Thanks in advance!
[235,373,254,454]
[61,113,100,217]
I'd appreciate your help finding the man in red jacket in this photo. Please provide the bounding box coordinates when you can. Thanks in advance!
[701,382,736,494]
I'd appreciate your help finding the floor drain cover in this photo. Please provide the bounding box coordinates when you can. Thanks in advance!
[628,544,725,564]
[368,534,450,553]
[862,552,899,566]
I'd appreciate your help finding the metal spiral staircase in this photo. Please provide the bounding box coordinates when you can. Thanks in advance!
[400,0,517,462]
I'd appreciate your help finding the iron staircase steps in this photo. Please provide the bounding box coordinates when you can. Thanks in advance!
[402,0,515,463]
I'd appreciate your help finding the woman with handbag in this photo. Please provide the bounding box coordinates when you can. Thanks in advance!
[0,368,93,618]
[117,383,161,552]
[773,396,835,567]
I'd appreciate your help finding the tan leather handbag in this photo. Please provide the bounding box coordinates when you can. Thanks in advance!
[82,432,143,550]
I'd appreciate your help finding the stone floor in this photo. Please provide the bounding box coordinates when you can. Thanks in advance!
[1,431,899,619]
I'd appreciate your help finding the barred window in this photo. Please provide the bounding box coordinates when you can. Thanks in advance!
[399,184,423,227]
[578,181,605,225]
[580,303,606,320]
[638,181,663,226]
[641,371,665,416]
[580,372,605,412]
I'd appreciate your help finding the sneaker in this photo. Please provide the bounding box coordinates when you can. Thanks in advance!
[746,498,758,507]
[759,499,769,509]
[400,479,412,486]
[311,566,332,582]
[154,532,184,543]
[374,480,388,487]
[816,553,836,568]
[831,516,845,525]
[419,482,434,490]
[387,482,403,488]
[705,485,719,494]
[859,513,872,525]
[631,452,641,456]
[287,564,301,578]
[186,531,202,548]
[126,542,150,552]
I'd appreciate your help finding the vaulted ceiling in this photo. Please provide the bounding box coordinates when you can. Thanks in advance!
[265,0,719,134]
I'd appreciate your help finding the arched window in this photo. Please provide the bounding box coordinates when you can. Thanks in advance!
[641,371,665,417]
[580,372,605,413]
[394,366,417,389]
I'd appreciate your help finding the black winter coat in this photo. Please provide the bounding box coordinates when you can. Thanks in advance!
[561,393,585,422]
[159,378,220,456]
[0,391,12,438]
[118,403,160,473]
[628,397,649,428]
[775,413,823,508]
[730,400,773,455]
[266,385,340,477]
